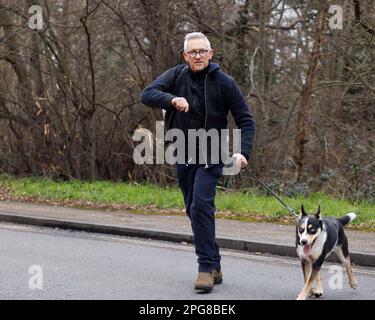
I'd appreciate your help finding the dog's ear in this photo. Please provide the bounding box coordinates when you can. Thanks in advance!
[299,205,308,219]
[315,206,323,230]
[315,206,321,219]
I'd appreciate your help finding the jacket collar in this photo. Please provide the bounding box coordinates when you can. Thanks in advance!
[207,62,220,73]
[186,62,220,74]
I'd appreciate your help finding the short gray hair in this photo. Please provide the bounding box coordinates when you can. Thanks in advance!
[184,32,211,51]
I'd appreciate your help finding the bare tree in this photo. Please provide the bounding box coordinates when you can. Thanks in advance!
[0,0,374,200]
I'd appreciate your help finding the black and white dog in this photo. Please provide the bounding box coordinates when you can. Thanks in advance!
[296,205,357,300]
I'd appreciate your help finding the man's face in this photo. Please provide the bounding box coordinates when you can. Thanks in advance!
[183,38,213,73]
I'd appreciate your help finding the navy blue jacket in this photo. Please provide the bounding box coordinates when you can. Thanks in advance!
[141,63,256,161]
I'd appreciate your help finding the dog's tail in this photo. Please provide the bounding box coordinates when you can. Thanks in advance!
[337,213,356,226]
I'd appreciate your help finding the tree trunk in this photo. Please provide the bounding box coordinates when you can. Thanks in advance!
[293,2,327,181]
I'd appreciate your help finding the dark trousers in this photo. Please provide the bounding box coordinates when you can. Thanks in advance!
[176,164,223,272]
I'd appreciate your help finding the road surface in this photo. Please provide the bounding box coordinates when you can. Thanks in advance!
[0,222,374,300]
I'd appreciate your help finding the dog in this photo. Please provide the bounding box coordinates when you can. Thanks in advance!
[295,205,357,300]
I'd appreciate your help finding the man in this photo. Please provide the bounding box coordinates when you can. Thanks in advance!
[141,32,255,292]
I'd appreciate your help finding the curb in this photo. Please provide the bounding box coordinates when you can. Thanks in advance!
[0,212,374,267]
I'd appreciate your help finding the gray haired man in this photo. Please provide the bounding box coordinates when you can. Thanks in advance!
[141,32,255,292]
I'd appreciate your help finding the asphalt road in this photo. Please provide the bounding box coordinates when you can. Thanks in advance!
[0,222,374,300]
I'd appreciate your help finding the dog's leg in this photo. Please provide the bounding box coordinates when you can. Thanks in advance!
[302,261,319,296]
[334,244,357,289]
[301,260,322,297]
[297,261,322,300]
[301,260,311,283]
[310,271,323,297]
[302,260,320,297]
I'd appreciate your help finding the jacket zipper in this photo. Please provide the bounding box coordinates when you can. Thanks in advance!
[203,74,208,168]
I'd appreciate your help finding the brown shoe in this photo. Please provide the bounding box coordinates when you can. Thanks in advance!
[212,268,223,284]
[194,272,214,292]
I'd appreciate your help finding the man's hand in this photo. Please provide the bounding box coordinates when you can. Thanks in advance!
[171,97,189,112]
[233,153,248,169]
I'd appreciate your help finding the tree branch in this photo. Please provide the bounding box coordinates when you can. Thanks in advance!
[353,0,375,35]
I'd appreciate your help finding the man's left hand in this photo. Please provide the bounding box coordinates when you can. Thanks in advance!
[233,153,248,169]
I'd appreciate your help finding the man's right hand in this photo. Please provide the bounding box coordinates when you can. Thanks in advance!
[171,97,189,112]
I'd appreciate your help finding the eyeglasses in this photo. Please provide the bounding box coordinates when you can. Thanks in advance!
[186,49,209,58]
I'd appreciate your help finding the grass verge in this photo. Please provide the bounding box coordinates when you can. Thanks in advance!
[0,174,374,232]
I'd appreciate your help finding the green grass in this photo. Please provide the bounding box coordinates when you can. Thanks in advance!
[1,174,374,231]
[0,174,185,209]
[216,190,374,225]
